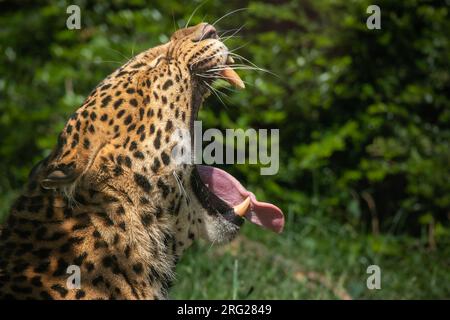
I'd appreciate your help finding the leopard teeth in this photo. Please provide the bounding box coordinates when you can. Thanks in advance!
[219,67,245,89]
[233,196,251,217]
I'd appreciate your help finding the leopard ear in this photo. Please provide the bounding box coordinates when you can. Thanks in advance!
[40,148,81,190]
[39,111,102,190]
[41,165,78,190]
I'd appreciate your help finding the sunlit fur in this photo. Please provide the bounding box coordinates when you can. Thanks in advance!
[0,23,243,300]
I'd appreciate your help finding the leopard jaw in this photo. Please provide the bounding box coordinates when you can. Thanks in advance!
[0,22,251,300]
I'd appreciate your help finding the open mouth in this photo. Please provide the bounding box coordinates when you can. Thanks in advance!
[214,55,246,89]
[197,51,246,91]
[189,41,284,233]
[194,165,284,233]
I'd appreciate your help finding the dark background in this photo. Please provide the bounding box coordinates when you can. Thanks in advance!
[0,0,449,298]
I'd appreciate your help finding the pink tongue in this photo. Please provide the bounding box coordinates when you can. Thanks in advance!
[197,165,284,233]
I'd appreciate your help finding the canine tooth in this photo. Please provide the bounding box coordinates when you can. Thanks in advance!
[227,56,235,64]
[233,197,251,217]
[219,67,245,89]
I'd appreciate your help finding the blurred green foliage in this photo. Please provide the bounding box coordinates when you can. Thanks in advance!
[0,0,449,298]
[1,0,448,237]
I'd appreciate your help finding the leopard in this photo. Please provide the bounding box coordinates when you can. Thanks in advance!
[0,22,284,300]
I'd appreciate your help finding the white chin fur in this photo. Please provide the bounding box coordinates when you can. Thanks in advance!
[200,213,240,244]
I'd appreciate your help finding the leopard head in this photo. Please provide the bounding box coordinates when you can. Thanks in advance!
[36,23,283,257]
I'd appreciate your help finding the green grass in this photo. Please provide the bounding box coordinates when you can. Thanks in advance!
[171,213,450,300]
[1,196,448,299]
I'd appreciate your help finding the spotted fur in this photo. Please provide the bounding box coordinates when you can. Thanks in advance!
[0,23,243,300]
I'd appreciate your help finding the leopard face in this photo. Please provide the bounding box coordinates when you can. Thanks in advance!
[0,23,250,300]
[40,22,244,245]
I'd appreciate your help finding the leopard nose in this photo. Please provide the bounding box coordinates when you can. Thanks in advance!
[199,24,218,41]
[171,23,217,41]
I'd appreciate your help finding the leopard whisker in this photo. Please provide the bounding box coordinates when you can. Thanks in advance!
[208,66,264,72]
[202,80,229,109]
[227,52,279,78]
[62,182,80,209]
[171,10,179,33]
[220,42,251,58]
[189,51,229,69]
[211,64,262,71]
[209,82,230,98]
[197,73,253,87]
[201,73,250,94]
[208,238,217,250]
[93,60,126,66]
[209,83,240,94]
[218,28,241,37]
[211,7,248,28]
[225,50,273,74]
[209,65,279,78]
[220,23,247,43]
[185,0,209,28]
[227,52,260,69]
[173,171,191,204]
[218,25,245,38]
[221,35,243,42]
[108,47,132,63]
[131,41,136,60]
[202,79,229,98]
